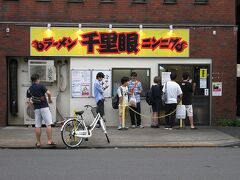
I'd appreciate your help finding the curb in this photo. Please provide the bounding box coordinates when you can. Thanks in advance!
[1,143,240,149]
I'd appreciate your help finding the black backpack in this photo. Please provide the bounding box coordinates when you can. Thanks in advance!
[145,87,152,105]
[112,87,123,109]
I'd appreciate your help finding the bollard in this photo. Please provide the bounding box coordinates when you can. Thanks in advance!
[122,104,125,128]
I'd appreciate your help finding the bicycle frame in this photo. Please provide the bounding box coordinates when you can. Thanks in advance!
[61,105,110,148]
[61,112,106,138]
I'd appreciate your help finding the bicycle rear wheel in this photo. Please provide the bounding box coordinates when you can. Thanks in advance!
[61,119,84,148]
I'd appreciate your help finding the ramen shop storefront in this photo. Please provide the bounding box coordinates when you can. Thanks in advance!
[28,27,212,126]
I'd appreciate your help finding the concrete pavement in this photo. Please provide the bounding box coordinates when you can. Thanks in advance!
[0,126,240,149]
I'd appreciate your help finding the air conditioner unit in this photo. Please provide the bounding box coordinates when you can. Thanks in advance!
[28,60,56,82]
[24,97,57,125]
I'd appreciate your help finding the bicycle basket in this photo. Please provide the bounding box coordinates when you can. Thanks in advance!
[91,107,98,118]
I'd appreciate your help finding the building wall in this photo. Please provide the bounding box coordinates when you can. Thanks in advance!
[0,0,235,24]
[0,0,237,125]
[70,57,212,126]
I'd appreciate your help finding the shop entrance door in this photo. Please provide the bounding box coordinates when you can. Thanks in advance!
[158,64,211,125]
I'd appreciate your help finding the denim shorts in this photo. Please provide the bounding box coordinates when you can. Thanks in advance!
[34,107,53,128]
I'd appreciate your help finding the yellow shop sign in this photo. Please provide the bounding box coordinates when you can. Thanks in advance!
[30,27,189,57]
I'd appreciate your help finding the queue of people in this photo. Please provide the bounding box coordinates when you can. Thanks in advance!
[26,71,197,148]
[116,71,197,130]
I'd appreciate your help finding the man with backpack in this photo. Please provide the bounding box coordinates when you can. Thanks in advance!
[26,73,55,148]
[150,76,162,128]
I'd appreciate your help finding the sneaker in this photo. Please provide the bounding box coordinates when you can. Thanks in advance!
[138,125,144,128]
[122,126,129,130]
[151,125,160,128]
[131,125,136,129]
[164,126,171,130]
[117,126,123,130]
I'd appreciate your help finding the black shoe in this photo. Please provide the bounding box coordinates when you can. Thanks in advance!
[151,125,160,128]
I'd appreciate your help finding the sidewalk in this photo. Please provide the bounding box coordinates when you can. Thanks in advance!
[0,126,240,149]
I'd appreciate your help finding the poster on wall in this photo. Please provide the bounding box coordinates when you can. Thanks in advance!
[71,69,91,98]
[92,70,111,98]
[199,68,207,89]
[212,82,222,96]
[161,72,171,85]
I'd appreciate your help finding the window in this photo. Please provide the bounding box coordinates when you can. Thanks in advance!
[68,0,84,2]
[100,0,114,2]
[163,0,177,3]
[132,0,147,4]
[195,0,208,3]
[112,68,150,97]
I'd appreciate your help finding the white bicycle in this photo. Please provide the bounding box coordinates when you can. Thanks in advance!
[61,105,110,148]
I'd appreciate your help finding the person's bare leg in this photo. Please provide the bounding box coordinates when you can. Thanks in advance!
[189,116,195,128]
[151,112,155,126]
[46,125,53,144]
[151,112,158,126]
[35,127,41,145]
[154,112,158,125]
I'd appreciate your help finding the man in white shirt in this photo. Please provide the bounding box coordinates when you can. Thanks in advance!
[162,72,183,130]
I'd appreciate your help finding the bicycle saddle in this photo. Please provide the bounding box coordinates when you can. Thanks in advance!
[75,111,84,116]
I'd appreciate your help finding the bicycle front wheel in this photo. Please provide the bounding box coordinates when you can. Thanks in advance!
[61,119,84,148]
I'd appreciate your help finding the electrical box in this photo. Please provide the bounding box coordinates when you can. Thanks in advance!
[24,97,57,125]
[28,60,56,82]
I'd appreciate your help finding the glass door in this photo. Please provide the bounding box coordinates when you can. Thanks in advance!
[158,64,211,125]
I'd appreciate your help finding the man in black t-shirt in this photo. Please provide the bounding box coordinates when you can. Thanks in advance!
[180,72,197,129]
[26,73,56,148]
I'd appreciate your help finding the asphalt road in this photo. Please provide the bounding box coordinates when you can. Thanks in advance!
[0,148,240,180]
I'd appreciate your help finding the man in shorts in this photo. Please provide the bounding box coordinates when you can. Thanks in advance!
[27,73,56,148]
[180,72,197,129]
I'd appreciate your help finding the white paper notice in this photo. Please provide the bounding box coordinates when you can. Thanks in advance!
[162,72,171,85]
[200,78,207,89]
[71,70,91,97]
[204,89,209,96]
